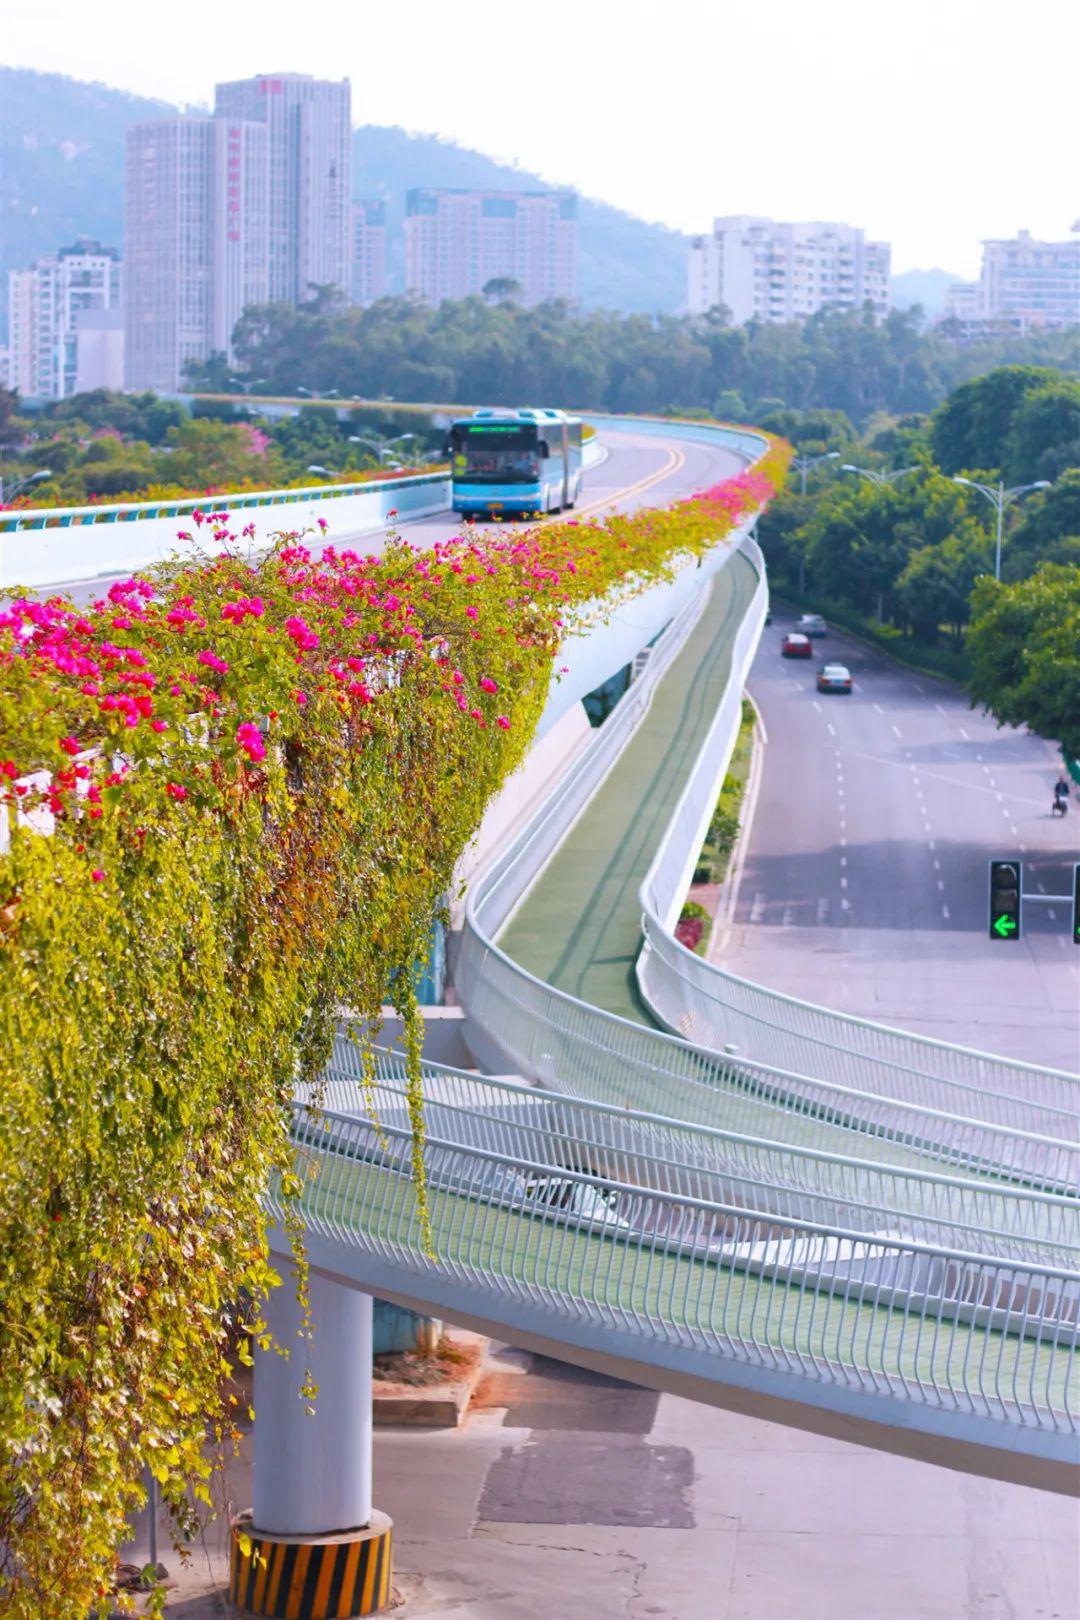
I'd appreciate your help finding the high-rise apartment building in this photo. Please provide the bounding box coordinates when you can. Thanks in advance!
[124,118,268,392]
[978,230,1078,328]
[6,240,122,399]
[350,199,388,306]
[404,189,578,307]
[940,232,1079,336]
[214,74,351,304]
[687,216,890,324]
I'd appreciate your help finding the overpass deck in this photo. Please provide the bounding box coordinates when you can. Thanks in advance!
[498,553,757,1021]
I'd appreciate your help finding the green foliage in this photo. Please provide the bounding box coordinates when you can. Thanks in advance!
[929,365,1076,476]
[693,701,755,884]
[967,564,1080,756]
[1004,378,1080,484]
[183,297,1080,428]
[2,398,448,510]
[1005,470,1080,580]
[0,439,790,1615]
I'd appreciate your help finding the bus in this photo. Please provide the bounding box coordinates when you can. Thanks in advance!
[446,408,584,518]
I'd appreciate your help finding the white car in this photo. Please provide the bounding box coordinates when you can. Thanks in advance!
[795,614,829,637]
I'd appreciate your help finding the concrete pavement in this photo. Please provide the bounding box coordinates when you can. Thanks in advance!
[142,1343,1079,1620]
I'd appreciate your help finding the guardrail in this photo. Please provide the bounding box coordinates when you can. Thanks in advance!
[322,1046,1080,1269]
[634,561,1080,1135]
[456,536,1077,1190]
[0,470,451,590]
[280,1091,1078,1472]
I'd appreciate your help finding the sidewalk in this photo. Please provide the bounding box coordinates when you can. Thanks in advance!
[139,1345,1075,1620]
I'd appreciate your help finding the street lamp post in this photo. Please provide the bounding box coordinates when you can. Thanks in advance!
[840,463,920,488]
[953,477,1052,581]
[0,467,53,507]
[792,449,840,497]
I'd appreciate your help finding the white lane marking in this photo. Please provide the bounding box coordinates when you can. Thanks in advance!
[840,855,848,867]
[1011,826,1019,836]
[827,723,836,736]
[996,792,1004,802]
[892,724,903,739]
[873,703,884,714]
[1037,882,1045,893]
[1020,843,1027,853]
[1002,808,1011,818]
[942,904,951,920]
[928,839,936,851]
[749,893,766,923]
[816,898,830,923]
[937,880,944,891]
[960,728,970,741]
[924,822,933,833]
[781,905,794,927]
[841,897,851,913]
[976,753,983,761]
[933,859,940,870]
[812,700,822,712]
[1049,908,1057,921]
[936,704,947,716]
[839,818,846,831]
[989,776,997,787]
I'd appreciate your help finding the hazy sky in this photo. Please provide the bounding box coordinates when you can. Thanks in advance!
[5,0,1077,276]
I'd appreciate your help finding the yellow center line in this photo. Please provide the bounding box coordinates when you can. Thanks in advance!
[570,442,685,522]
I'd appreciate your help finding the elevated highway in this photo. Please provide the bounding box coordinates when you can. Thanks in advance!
[6,416,1076,1567]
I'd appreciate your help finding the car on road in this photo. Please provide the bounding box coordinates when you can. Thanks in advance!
[782,632,813,658]
[795,614,829,637]
[817,663,853,694]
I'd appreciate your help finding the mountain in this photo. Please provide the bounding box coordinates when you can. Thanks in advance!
[889,267,965,317]
[0,67,689,316]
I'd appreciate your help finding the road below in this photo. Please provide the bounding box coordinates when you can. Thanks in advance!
[713,607,1079,1074]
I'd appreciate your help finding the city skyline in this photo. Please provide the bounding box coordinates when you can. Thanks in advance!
[2,0,1077,278]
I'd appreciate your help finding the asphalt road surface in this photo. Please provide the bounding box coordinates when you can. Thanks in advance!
[713,607,1080,1075]
[44,427,743,604]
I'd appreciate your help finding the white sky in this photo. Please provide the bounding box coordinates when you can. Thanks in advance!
[5,0,1077,276]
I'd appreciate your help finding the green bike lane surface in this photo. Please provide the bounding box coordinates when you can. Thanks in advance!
[498,550,758,1022]
[292,1147,1073,1418]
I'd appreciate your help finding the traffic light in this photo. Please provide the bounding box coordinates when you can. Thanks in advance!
[988,860,1022,941]
[1072,863,1080,946]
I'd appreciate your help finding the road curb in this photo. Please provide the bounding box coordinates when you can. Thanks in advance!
[372,1332,487,1428]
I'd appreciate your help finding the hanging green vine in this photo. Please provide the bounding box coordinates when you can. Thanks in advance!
[0,440,789,1616]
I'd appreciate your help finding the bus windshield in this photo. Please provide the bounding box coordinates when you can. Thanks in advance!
[453,426,541,485]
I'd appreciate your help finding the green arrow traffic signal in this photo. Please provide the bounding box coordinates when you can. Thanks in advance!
[988,860,1022,941]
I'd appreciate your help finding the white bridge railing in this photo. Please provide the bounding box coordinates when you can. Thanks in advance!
[456,538,1078,1190]
[634,556,1080,1136]
[283,1079,1078,1477]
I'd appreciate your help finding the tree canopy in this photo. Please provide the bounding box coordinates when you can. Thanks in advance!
[187,295,1080,428]
[967,564,1080,756]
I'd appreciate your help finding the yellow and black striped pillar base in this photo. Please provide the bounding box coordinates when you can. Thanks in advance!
[229,1510,393,1618]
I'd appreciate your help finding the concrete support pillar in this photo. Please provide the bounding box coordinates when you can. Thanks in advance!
[254,1264,373,1536]
[232,1258,393,1617]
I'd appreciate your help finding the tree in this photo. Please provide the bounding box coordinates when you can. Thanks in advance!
[967,564,1080,756]
[1003,377,1080,483]
[482,277,522,302]
[930,365,1064,474]
[1004,469,1080,580]
[897,523,993,644]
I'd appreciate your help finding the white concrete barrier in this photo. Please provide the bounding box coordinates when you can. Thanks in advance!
[0,472,450,591]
